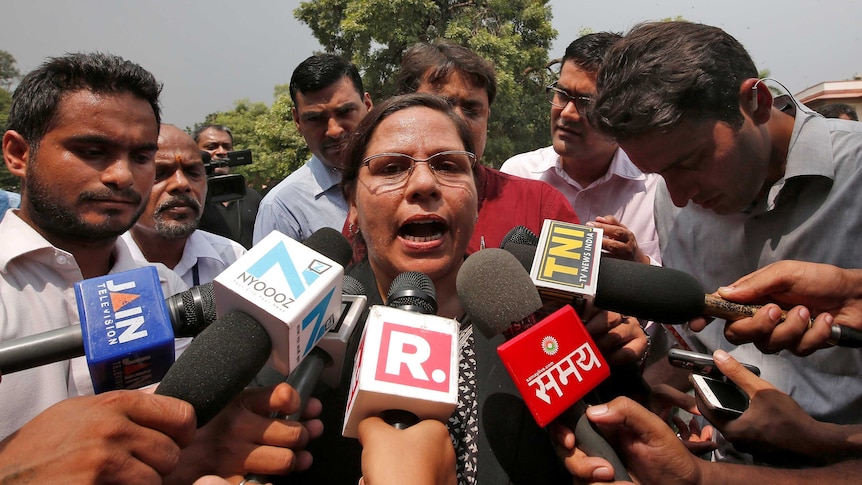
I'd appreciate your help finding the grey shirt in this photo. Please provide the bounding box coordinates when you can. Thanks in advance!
[656,107,862,427]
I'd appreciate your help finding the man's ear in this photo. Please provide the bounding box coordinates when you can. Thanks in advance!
[292,106,301,130]
[2,130,30,178]
[741,78,773,122]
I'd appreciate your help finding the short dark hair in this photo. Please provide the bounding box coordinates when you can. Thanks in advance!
[592,21,758,141]
[817,103,859,121]
[397,40,497,106]
[341,93,476,202]
[192,124,234,143]
[7,52,162,150]
[561,32,622,75]
[289,53,364,105]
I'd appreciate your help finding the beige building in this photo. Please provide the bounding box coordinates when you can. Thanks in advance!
[796,76,862,115]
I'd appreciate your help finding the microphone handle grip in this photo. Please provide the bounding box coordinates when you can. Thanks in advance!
[0,325,84,374]
[830,324,862,348]
[283,347,330,421]
[243,347,330,485]
[703,294,770,321]
[381,409,419,429]
[704,295,862,348]
[558,403,631,482]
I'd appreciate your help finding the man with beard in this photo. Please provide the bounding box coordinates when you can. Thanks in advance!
[0,53,321,483]
[122,124,245,287]
[254,54,373,243]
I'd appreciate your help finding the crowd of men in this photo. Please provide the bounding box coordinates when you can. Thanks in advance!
[1,19,861,484]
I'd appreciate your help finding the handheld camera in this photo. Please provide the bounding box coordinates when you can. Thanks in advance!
[203,149,253,203]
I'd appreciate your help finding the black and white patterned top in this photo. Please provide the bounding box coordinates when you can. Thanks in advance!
[448,321,478,484]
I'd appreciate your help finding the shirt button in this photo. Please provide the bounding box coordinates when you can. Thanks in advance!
[56,255,68,265]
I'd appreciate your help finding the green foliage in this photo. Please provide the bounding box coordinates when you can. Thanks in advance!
[0,50,20,91]
[192,96,306,191]
[0,50,19,191]
[294,0,558,167]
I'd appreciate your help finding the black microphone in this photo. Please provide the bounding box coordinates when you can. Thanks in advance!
[500,225,539,249]
[504,228,862,348]
[457,248,631,481]
[155,310,272,427]
[302,226,354,268]
[381,271,437,428]
[342,271,459,437]
[283,274,368,421]
[595,258,862,347]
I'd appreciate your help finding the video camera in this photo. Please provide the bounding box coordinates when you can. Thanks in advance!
[203,149,253,204]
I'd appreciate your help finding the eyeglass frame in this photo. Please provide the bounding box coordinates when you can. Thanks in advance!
[360,150,477,193]
[545,82,592,115]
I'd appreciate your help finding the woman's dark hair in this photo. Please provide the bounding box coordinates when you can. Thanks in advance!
[341,92,476,202]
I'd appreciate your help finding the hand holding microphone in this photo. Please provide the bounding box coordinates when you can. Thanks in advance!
[343,271,459,437]
[457,248,631,481]
[506,221,862,350]
[696,260,862,355]
[0,391,195,484]
[358,416,457,485]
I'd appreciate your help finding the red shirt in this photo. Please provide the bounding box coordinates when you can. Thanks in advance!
[468,166,580,253]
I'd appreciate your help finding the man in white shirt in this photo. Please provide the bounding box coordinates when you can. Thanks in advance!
[122,124,246,287]
[0,52,317,483]
[501,33,662,264]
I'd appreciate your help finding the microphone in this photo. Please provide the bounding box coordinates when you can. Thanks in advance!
[282,274,369,421]
[516,221,862,348]
[342,272,459,438]
[155,310,272,427]
[156,228,352,428]
[164,281,216,338]
[239,275,368,485]
[212,228,348,376]
[0,280,218,378]
[457,248,630,481]
[500,225,539,249]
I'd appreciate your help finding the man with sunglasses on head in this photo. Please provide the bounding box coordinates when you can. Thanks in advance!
[502,33,662,266]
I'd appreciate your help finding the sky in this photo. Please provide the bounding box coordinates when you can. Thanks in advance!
[3,1,859,129]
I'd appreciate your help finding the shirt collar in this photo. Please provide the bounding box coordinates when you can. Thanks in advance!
[550,147,646,188]
[308,154,345,197]
[765,106,835,210]
[0,210,147,281]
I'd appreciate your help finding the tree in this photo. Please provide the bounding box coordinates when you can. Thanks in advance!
[0,50,20,91]
[193,88,307,191]
[294,0,558,167]
[0,50,20,191]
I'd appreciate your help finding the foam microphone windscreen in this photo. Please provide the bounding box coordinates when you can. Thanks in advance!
[594,258,706,324]
[457,248,543,338]
[155,311,272,427]
[303,227,353,268]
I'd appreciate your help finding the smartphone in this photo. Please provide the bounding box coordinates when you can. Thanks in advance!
[689,373,749,418]
[668,348,760,378]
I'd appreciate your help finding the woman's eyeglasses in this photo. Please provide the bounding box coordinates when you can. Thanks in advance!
[361,150,476,193]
